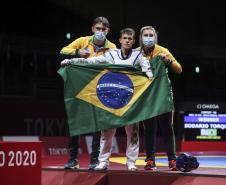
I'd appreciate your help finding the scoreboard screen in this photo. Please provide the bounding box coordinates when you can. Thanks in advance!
[177,103,226,141]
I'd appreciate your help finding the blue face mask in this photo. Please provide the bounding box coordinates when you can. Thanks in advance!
[94,31,106,41]
[142,37,155,47]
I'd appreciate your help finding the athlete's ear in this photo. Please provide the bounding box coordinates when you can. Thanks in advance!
[119,37,122,44]
[91,26,95,34]
[105,28,110,35]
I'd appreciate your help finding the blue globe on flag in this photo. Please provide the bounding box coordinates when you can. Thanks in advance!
[96,71,134,109]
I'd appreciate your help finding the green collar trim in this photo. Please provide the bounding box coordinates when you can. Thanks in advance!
[88,35,110,48]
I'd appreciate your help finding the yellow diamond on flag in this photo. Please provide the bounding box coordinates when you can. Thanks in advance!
[76,69,153,117]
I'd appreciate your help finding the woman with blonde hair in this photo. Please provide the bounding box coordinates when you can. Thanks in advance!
[138,26,182,171]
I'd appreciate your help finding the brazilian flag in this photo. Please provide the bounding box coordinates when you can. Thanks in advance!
[58,56,174,136]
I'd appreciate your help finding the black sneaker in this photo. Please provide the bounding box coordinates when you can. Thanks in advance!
[89,158,99,170]
[89,162,98,170]
[144,160,157,170]
[64,159,79,169]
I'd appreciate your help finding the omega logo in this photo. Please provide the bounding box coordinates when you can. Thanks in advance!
[196,104,219,109]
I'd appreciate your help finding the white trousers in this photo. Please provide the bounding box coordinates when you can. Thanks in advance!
[98,123,139,166]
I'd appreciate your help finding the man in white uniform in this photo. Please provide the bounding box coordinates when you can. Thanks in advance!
[61,28,153,171]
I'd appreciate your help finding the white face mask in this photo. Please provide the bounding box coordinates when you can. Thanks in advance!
[94,31,106,41]
[142,37,155,47]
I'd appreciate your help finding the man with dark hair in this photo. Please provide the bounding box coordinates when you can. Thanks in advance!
[60,16,116,170]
